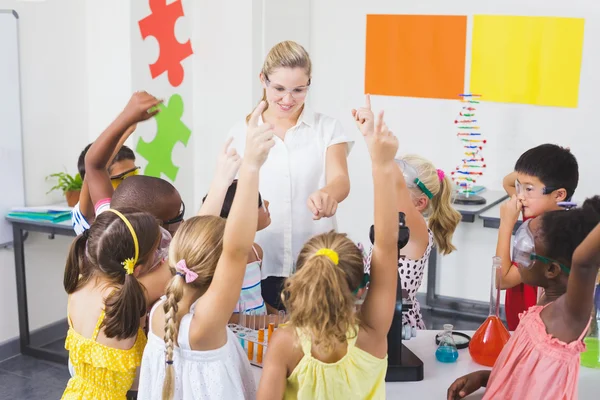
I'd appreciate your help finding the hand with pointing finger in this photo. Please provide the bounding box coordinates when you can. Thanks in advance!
[351,94,375,137]
[244,101,276,169]
[307,190,338,220]
[365,110,398,166]
[214,137,242,188]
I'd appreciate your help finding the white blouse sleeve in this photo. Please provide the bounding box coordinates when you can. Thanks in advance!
[327,118,355,155]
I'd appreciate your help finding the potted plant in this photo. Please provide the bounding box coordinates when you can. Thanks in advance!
[46,171,83,207]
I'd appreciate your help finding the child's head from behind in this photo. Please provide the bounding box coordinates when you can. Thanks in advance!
[514,144,579,218]
[64,207,160,339]
[203,179,271,231]
[161,216,226,399]
[398,154,462,255]
[78,143,137,189]
[112,175,184,236]
[282,231,363,352]
[514,196,600,290]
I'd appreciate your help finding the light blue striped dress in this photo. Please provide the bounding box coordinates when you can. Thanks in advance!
[233,245,267,314]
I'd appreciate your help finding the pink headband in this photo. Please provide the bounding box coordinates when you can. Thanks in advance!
[175,259,198,283]
[437,169,445,182]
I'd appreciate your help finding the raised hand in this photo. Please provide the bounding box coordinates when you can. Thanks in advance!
[366,111,398,166]
[244,101,275,169]
[307,190,337,220]
[214,137,242,188]
[121,91,163,124]
[351,94,375,137]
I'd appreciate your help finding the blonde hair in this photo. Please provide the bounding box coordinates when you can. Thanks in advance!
[401,154,462,255]
[282,231,364,353]
[161,216,226,400]
[246,40,312,123]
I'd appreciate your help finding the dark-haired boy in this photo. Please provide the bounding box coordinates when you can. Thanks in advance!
[496,144,579,330]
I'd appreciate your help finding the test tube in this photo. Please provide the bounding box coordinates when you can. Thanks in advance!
[267,314,277,343]
[238,301,246,347]
[278,310,287,325]
[256,312,266,363]
[257,328,265,363]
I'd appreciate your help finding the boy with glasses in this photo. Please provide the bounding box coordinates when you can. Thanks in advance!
[497,144,579,330]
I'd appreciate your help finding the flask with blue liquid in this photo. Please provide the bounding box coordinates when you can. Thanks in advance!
[436,324,459,363]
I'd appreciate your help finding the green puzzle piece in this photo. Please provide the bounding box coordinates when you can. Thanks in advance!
[136,94,191,181]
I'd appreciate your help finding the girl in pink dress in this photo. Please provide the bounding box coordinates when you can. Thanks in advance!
[448,197,600,400]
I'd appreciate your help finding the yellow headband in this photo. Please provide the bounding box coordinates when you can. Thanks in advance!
[315,248,339,265]
[106,209,139,275]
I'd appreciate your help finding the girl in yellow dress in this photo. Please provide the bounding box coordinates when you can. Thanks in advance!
[258,111,400,400]
[61,208,164,400]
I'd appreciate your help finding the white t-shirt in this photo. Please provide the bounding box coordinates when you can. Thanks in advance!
[229,108,353,278]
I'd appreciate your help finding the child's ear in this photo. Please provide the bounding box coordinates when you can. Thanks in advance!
[415,196,428,212]
[545,262,562,279]
[554,188,567,202]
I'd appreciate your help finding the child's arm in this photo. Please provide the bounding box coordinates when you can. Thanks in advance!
[353,95,429,258]
[447,370,490,400]
[78,124,137,222]
[564,223,600,326]
[503,171,518,197]
[495,196,522,289]
[257,328,293,400]
[198,102,274,328]
[85,92,161,207]
[198,137,242,216]
[358,111,400,339]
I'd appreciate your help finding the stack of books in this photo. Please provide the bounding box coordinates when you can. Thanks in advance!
[7,205,72,223]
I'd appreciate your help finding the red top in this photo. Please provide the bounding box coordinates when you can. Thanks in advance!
[504,216,537,331]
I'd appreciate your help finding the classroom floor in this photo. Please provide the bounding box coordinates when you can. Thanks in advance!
[0,309,485,399]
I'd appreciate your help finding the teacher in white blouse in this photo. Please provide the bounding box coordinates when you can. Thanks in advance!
[229,41,353,310]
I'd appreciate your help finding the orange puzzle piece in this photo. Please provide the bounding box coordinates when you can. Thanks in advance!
[139,0,193,87]
[365,15,467,100]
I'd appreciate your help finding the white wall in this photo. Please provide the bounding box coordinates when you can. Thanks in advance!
[0,0,130,344]
[0,0,89,342]
[309,0,599,301]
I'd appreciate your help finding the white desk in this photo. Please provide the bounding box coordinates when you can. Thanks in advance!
[251,330,598,399]
[5,214,74,364]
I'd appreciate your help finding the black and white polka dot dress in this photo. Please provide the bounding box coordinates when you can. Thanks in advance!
[363,229,434,330]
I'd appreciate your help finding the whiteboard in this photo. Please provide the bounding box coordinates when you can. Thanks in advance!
[0,10,25,246]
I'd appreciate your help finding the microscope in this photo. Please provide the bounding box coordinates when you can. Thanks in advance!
[369,212,424,382]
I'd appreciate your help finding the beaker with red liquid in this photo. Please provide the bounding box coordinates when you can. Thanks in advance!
[469,256,511,367]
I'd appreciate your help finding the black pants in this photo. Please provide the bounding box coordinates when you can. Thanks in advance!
[261,277,287,311]
[127,391,138,400]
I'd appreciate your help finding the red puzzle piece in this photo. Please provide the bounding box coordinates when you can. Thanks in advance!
[139,0,193,87]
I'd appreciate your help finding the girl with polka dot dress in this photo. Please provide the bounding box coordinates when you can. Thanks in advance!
[353,98,462,330]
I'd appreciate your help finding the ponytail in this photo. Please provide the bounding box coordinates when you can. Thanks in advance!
[103,273,147,339]
[429,175,461,255]
[162,274,185,400]
[64,233,88,294]
[283,232,363,352]
[245,90,268,124]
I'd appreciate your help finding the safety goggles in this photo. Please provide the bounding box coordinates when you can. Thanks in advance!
[148,226,172,272]
[162,201,185,235]
[515,179,557,199]
[110,167,140,189]
[265,76,311,99]
[512,219,570,274]
[395,159,433,199]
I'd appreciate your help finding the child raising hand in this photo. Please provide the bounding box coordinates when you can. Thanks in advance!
[257,111,399,400]
[138,101,274,400]
[448,198,600,400]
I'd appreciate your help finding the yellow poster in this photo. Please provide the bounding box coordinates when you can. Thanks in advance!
[470,15,585,108]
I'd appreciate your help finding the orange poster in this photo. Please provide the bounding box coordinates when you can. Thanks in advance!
[365,15,467,100]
